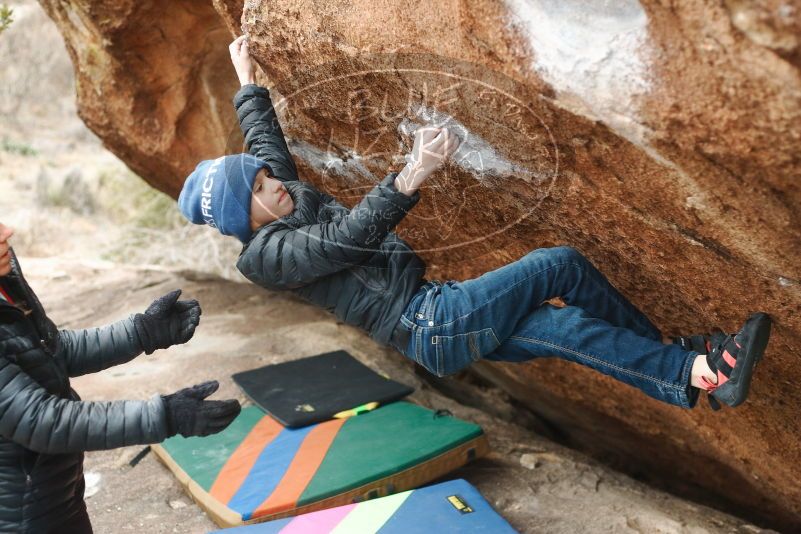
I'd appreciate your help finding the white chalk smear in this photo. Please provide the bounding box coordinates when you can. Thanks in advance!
[504,0,652,145]
[503,1,714,205]
[399,105,542,183]
[288,104,544,185]
[288,139,376,181]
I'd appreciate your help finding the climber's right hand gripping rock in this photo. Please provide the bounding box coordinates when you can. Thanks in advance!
[395,127,461,195]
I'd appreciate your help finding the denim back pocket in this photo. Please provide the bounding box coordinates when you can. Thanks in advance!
[430,327,501,376]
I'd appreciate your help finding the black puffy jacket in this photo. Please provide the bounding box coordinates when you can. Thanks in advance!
[0,253,168,533]
[233,85,427,344]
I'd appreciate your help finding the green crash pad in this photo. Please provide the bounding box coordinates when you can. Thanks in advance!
[153,402,489,527]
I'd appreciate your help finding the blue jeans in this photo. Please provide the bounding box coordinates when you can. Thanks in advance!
[389,247,699,408]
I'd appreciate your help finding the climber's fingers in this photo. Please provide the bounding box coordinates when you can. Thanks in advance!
[229,35,247,57]
[443,130,461,157]
[416,127,445,148]
[229,35,256,86]
[424,129,450,154]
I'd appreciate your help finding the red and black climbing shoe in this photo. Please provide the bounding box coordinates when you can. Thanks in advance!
[698,313,772,410]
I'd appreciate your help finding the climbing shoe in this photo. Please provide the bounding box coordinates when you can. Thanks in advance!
[673,330,730,356]
[697,313,772,410]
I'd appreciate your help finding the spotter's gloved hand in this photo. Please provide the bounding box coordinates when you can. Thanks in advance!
[161,381,241,438]
[133,289,201,355]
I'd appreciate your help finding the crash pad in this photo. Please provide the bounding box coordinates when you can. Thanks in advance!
[231,350,414,427]
[214,479,517,533]
[153,402,489,527]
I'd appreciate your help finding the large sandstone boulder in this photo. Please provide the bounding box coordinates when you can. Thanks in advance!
[37,0,801,529]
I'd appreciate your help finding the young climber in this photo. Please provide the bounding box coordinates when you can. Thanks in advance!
[179,35,772,412]
[0,223,241,534]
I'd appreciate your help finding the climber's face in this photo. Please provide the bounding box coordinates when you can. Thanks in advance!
[250,168,294,230]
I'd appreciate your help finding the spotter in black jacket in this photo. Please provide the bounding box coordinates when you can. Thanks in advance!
[0,252,168,533]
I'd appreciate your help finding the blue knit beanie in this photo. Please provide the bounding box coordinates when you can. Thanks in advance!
[178,154,272,243]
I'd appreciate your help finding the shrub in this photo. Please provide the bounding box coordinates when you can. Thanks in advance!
[0,5,12,35]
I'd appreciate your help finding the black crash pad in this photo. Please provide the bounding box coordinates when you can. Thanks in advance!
[232,350,414,428]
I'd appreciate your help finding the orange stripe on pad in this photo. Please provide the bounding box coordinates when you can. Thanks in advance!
[210,416,285,504]
[252,418,347,518]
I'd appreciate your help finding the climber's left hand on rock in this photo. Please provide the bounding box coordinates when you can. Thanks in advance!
[229,35,256,86]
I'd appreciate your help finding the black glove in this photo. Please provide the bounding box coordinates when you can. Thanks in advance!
[133,289,201,355]
[161,381,241,438]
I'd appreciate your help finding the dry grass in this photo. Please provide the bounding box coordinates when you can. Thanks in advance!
[0,0,245,281]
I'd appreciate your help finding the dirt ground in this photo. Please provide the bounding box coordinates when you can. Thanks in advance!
[16,257,767,534]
